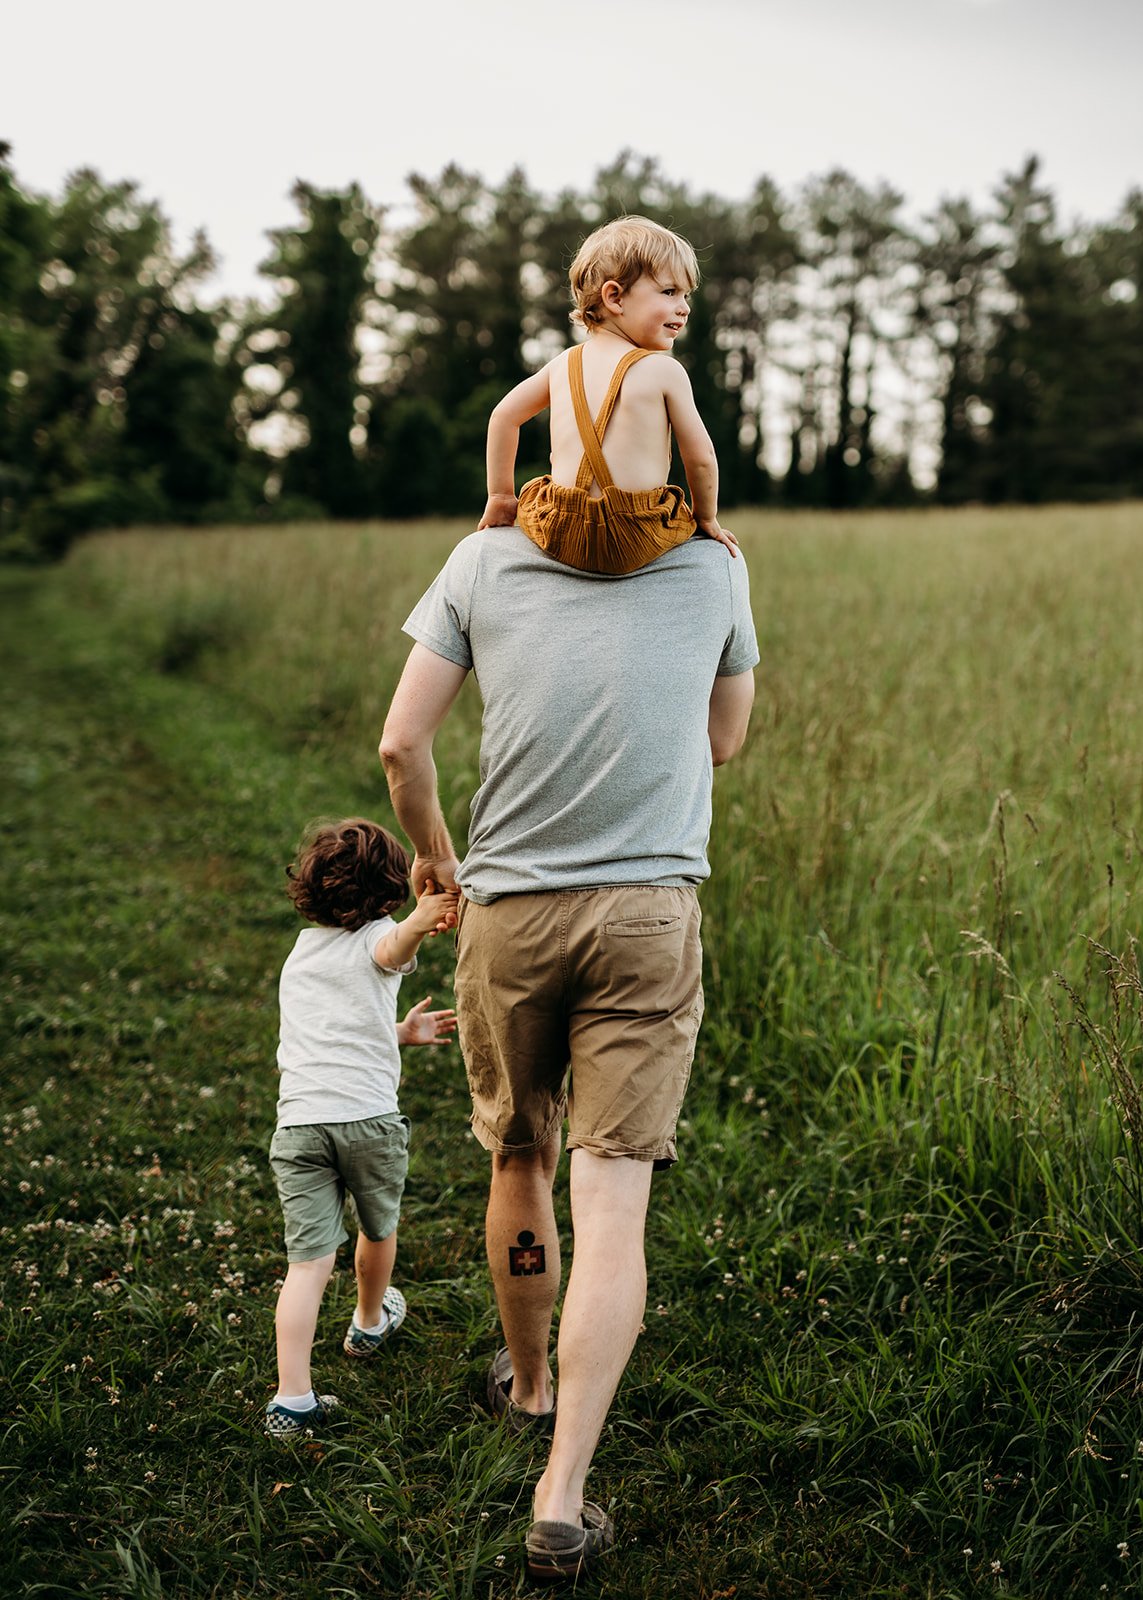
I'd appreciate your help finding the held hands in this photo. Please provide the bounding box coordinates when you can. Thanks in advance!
[698,517,739,558]
[412,877,460,937]
[398,995,459,1047]
[412,853,459,900]
[478,492,519,530]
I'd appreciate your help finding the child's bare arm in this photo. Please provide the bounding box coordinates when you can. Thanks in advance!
[478,366,553,529]
[372,883,460,971]
[663,364,739,556]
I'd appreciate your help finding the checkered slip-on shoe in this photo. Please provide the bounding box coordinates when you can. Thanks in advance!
[263,1392,340,1439]
[343,1286,407,1357]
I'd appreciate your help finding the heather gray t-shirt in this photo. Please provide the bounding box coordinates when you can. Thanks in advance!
[402,527,759,902]
[275,918,416,1126]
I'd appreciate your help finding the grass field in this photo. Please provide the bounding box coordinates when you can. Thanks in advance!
[2,503,1143,1598]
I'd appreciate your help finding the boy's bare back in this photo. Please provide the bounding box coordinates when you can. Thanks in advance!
[547,340,678,495]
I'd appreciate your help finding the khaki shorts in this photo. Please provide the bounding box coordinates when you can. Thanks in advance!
[269,1113,410,1263]
[454,887,703,1166]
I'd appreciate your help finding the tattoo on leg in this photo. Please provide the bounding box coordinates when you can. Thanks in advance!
[508,1229,547,1276]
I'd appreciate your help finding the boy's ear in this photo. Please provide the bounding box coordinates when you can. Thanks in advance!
[600,279,624,314]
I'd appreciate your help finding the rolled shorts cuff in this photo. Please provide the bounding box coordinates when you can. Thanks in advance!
[565,1133,679,1167]
[468,1102,566,1157]
[287,1229,348,1265]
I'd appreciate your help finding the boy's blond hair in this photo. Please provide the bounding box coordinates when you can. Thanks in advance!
[569,215,700,329]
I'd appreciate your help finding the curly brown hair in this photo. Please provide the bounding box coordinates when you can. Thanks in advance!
[285,817,410,930]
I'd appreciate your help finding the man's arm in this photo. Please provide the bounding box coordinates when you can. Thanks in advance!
[379,642,470,893]
[708,670,754,766]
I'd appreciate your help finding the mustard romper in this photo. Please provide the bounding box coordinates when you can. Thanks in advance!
[515,344,697,576]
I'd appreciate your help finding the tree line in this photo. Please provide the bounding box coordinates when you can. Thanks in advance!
[1,143,1140,558]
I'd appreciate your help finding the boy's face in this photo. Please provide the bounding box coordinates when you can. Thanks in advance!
[603,272,691,351]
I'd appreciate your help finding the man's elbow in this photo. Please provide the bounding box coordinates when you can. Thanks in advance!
[710,727,748,767]
[378,722,419,777]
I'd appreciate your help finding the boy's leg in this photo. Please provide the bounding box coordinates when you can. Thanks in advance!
[485,1126,562,1414]
[531,1150,652,1527]
[274,1251,337,1396]
[354,1230,398,1328]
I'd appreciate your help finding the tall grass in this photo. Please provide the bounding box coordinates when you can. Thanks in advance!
[3,502,1143,1597]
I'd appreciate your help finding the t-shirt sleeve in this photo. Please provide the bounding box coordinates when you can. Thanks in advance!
[718,549,761,676]
[402,537,480,670]
[365,918,417,976]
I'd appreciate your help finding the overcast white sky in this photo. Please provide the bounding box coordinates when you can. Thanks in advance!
[6,0,1141,304]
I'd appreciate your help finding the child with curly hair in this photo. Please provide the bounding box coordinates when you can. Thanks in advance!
[264,817,458,1439]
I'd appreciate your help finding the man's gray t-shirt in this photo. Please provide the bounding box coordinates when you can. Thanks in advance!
[402,527,759,903]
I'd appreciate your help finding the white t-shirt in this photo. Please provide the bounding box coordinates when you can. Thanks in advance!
[275,917,415,1128]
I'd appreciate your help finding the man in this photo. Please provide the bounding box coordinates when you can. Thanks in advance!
[379,523,757,1581]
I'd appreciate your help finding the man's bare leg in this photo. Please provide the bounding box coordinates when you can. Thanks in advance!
[485,1126,562,1414]
[531,1150,653,1526]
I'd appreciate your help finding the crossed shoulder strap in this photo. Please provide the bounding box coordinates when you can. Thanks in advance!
[568,343,653,492]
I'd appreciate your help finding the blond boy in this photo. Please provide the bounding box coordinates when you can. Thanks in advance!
[478,215,738,574]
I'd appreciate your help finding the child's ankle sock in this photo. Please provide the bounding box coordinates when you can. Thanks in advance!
[272,1389,316,1412]
[355,1308,391,1337]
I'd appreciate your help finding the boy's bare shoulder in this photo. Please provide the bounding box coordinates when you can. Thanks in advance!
[632,350,692,390]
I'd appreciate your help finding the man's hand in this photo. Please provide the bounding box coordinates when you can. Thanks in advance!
[413,856,460,900]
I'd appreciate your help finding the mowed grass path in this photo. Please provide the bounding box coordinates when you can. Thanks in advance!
[2,504,1143,1598]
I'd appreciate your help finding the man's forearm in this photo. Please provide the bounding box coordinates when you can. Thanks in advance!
[379,641,469,891]
[382,747,454,864]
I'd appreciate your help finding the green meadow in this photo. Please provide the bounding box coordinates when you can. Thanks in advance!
[2,502,1142,1599]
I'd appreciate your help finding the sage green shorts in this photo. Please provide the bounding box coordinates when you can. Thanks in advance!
[455,886,703,1166]
[269,1113,410,1263]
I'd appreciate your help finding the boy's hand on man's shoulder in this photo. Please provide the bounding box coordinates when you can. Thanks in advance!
[478,493,519,530]
[699,518,739,558]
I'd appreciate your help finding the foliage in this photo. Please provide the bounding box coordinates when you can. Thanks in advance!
[3,505,1143,1595]
[0,148,259,558]
[2,139,1142,560]
[244,181,381,517]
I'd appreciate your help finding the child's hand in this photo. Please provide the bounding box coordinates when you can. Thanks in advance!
[414,878,460,936]
[699,517,739,558]
[399,995,458,1047]
[478,493,518,530]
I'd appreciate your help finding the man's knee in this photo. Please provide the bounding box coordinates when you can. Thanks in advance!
[490,1127,561,1182]
[569,1148,654,1214]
